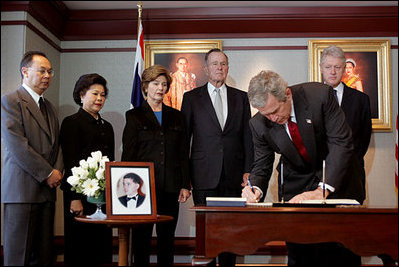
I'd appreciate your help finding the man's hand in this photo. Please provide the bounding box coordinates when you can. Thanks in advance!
[242,186,261,203]
[45,169,63,188]
[241,173,250,187]
[178,188,191,203]
[70,200,84,216]
[288,187,329,203]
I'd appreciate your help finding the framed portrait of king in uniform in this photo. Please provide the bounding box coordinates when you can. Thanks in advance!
[144,40,222,110]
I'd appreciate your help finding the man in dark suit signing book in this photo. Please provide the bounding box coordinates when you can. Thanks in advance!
[1,51,63,266]
[181,48,253,266]
[242,70,365,266]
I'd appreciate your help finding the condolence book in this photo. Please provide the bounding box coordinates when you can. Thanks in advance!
[247,199,360,208]
[206,197,247,207]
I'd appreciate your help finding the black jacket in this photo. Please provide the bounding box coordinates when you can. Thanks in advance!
[122,101,190,194]
[60,108,115,200]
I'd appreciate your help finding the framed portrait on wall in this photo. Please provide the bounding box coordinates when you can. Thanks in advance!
[144,40,222,110]
[105,161,157,219]
[308,39,392,132]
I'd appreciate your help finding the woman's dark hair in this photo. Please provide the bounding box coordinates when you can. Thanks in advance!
[73,73,109,106]
[123,172,145,196]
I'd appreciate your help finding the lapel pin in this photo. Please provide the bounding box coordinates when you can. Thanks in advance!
[306,119,312,124]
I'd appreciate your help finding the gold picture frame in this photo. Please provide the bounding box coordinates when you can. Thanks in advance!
[105,161,157,220]
[144,40,222,110]
[308,39,392,132]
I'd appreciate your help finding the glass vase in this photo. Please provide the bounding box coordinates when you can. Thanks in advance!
[86,192,106,220]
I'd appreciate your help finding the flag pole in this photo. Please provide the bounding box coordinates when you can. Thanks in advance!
[137,1,142,28]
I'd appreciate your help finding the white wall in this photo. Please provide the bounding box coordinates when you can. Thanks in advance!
[2,11,398,255]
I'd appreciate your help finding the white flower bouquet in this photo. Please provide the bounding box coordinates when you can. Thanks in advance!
[67,151,109,198]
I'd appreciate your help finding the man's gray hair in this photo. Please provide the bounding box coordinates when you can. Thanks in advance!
[320,45,346,66]
[248,70,288,108]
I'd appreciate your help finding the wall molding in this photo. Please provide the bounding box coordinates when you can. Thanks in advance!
[2,18,397,54]
[2,1,398,41]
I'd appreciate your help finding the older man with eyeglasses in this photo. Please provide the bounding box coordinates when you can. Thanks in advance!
[1,50,63,266]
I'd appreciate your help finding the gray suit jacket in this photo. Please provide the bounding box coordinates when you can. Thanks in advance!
[249,82,365,203]
[1,86,63,203]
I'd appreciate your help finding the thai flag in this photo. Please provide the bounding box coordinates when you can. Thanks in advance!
[131,19,144,108]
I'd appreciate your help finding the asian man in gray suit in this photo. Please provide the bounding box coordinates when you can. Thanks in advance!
[1,51,63,266]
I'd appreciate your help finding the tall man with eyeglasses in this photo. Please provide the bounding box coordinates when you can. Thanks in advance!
[1,51,63,265]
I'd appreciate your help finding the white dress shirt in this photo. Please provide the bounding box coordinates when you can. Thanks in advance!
[22,83,42,108]
[333,82,344,106]
[207,82,228,126]
[127,194,138,209]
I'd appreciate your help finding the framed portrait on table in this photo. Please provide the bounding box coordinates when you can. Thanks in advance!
[105,161,157,219]
[144,40,222,110]
[308,39,392,132]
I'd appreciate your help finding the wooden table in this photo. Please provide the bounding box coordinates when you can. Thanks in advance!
[75,215,173,266]
[191,205,398,266]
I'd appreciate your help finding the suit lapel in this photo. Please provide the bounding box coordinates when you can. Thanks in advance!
[269,123,304,166]
[140,101,160,127]
[292,87,317,167]
[19,87,51,139]
[223,86,235,131]
[340,84,353,114]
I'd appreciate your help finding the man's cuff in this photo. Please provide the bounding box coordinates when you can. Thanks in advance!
[253,186,263,199]
[318,182,335,192]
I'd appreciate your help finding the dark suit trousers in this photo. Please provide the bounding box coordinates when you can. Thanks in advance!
[131,192,180,267]
[3,202,55,266]
[192,168,240,267]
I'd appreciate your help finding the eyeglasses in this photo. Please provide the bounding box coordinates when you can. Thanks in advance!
[28,68,55,77]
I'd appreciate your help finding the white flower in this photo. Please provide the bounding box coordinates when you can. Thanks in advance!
[91,151,103,162]
[82,179,100,197]
[67,175,80,186]
[79,159,89,169]
[87,156,99,170]
[100,156,109,169]
[96,167,105,180]
[68,151,108,197]
[71,166,88,179]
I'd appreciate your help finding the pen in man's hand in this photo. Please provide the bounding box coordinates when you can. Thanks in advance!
[247,177,255,194]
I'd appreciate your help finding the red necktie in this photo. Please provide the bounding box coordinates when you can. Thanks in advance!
[287,118,310,162]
